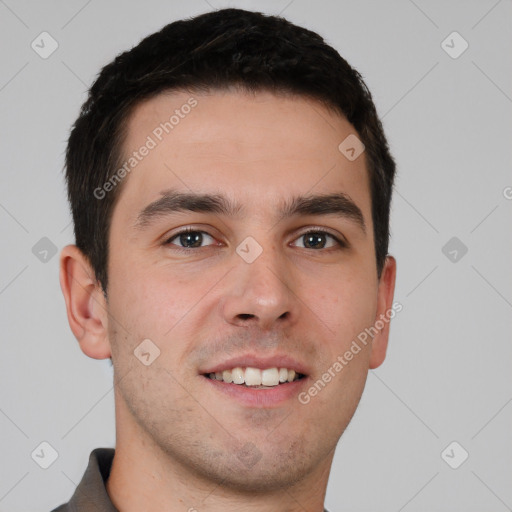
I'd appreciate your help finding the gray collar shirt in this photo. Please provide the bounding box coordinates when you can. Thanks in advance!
[51,448,118,512]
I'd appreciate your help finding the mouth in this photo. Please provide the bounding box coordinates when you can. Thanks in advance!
[202,366,307,389]
[200,365,309,407]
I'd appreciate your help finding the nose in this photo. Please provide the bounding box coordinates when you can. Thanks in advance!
[220,240,299,331]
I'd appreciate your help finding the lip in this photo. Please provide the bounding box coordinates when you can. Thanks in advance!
[199,353,311,376]
[202,374,309,407]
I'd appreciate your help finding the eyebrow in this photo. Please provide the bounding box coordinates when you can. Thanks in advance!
[134,189,366,233]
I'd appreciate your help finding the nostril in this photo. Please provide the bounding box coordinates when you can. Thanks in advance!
[238,314,254,320]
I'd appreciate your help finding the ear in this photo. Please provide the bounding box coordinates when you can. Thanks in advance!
[369,255,397,370]
[59,244,111,360]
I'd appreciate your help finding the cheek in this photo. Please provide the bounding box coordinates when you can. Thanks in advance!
[314,268,378,346]
[107,257,199,342]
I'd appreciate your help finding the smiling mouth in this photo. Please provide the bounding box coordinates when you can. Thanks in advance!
[202,367,306,389]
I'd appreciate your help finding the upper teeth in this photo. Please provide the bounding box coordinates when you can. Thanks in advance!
[208,367,300,386]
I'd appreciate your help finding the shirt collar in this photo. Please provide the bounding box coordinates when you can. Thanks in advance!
[64,447,118,511]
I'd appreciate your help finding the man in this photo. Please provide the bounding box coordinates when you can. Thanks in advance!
[55,7,397,511]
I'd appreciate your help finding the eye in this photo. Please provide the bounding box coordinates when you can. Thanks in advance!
[292,229,346,250]
[164,228,217,252]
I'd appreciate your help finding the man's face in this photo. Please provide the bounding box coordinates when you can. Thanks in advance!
[104,89,392,490]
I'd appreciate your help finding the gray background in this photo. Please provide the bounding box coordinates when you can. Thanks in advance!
[1,0,511,511]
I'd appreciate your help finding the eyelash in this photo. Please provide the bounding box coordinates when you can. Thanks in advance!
[163,227,347,254]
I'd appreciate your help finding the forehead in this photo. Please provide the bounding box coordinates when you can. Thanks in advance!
[114,89,371,226]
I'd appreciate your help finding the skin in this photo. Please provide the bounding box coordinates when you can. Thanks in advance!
[60,88,396,511]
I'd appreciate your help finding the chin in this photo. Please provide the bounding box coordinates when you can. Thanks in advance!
[209,456,313,493]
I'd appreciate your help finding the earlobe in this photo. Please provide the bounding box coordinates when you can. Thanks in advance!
[369,255,397,370]
[59,244,112,360]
